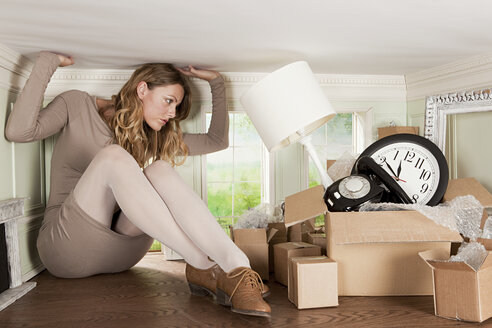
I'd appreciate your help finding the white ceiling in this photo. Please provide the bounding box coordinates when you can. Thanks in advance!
[1,0,492,75]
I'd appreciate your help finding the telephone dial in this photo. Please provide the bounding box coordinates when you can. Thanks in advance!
[323,155,412,212]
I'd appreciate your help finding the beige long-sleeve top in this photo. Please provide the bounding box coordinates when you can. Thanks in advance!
[5,51,229,223]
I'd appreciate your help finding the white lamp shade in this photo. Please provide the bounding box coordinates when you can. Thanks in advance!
[240,61,336,152]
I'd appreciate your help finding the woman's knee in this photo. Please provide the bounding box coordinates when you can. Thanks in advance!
[143,160,175,181]
[93,144,136,168]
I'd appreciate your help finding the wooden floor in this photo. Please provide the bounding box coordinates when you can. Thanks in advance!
[0,254,485,328]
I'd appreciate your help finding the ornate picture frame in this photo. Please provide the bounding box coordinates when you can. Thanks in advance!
[424,88,492,152]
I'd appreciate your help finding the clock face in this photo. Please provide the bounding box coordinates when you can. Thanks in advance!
[355,134,448,206]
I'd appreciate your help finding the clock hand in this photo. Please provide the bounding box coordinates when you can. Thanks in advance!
[384,162,398,178]
[397,160,402,178]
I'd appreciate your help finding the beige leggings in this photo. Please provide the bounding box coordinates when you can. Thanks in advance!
[72,144,250,272]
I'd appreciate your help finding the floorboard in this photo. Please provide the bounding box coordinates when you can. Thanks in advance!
[0,254,485,327]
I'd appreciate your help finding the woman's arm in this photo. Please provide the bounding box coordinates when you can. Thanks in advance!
[5,51,72,143]
[179,66,229,156]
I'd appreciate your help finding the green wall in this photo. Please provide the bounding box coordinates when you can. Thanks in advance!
[1,87,45,280]
[406,98,426,135]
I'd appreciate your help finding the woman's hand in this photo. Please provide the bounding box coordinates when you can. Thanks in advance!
[56,53,74,67]
[177,65,221,82]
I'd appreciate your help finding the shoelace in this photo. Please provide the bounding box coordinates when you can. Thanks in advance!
[227,268,264,302]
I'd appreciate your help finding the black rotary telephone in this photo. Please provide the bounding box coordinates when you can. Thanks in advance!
[323,156,412,212]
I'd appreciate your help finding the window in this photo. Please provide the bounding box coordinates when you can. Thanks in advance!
[149,111,268,253]
[205,112,267,232]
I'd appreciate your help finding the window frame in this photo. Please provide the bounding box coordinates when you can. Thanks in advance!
[202,106,273,227]
[304,107,373,188]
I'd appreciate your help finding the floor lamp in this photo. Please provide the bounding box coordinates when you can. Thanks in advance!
[240,61,336,188]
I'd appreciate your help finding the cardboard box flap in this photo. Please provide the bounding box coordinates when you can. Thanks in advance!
[330,210,462,245]
[428,260,476,272]
[478,238,492,251]
[285,185,327,227]
[443,178,492,207]
[419,249,450,265]
[230,227,267,244]
[419,249,487,272]
[480,252,492,270]
[267,228,278,243]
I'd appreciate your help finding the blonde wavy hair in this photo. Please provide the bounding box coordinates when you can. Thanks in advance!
[101,63,192,168]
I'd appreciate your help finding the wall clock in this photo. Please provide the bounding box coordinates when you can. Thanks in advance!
[351,133,449,206]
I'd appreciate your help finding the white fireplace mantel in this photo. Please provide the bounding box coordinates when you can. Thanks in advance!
[0,198,36,311]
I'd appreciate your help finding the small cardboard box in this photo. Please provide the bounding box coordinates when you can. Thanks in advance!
[267,223,287,272]
[302,231,326,255]
[284,179,492,296]
[287,219,315,242]
[377,126,419,139]
[273,242,321,286]
[230,227,274,280]
[288,256,338,309]
[419,249,492,323]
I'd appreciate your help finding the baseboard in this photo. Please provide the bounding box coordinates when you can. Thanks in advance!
[22,263,45,283]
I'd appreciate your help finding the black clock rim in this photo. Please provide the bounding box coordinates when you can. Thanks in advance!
[351,133,449,206]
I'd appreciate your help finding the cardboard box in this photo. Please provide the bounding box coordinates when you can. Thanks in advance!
[287,222,303,242]
[288,256,338,309]
[419,248,492,323]
[327,211,461,296]
[478,238,492,250]
[273,242,321,286]
[302,231,326,255]
[283,179,492,296]
[230,227,275,280]
[267,223,287,272]
[377,126,419,139]
[287,219,315,242]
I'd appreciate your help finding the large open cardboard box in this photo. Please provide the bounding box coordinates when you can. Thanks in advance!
[284,178,492,296]
[230,227,275,280]
[419,248,492,323]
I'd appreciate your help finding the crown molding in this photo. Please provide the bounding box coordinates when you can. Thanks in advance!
[44,70,406,102]
[406,53,492,100]
[205,73,406,102]
[0,44,33,93]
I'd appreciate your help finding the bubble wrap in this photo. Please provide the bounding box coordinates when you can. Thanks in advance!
[451,195,484,241]
[449,242,488,271]
[359,195,484,239]
[482,217,492,239]
[327,151,357,182]
[234,203,283,229]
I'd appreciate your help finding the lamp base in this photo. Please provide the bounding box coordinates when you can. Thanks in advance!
[298,135,333,189]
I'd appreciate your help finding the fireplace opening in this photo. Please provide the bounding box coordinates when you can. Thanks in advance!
[0,223,9,294]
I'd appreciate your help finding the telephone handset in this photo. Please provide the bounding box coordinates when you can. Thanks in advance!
[323,156,412,212]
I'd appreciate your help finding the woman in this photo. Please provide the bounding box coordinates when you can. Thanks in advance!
[5,51,271,318]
